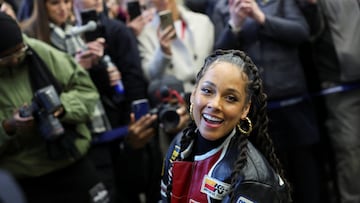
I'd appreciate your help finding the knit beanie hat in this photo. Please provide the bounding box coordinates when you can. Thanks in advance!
[0,12,23,54]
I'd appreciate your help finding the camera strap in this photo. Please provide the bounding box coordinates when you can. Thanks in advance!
[25,46,62,94]
[25,46,81,160]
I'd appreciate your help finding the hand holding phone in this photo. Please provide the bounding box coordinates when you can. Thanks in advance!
[158,10,176,39]
[131,99,150,120]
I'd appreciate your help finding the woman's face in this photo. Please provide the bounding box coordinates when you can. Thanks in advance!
[46,0,73,26]
[191,62,250,141]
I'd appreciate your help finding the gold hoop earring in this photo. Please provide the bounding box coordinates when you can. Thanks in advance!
[189,103,194,120]
[237,117,252,135]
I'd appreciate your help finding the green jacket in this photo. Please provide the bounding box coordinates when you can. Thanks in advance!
[0,35,99,178]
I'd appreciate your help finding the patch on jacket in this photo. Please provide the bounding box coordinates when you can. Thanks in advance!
[200,175,230,200]
[170,145,181,163]
[237,196,256,203]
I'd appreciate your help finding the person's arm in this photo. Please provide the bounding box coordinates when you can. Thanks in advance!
[297,0,324,40]
[258,0,310,45]
[222,181,287,203]
[106,19,149,101]
[137,18,173,80]
[28,37,100,123]
[57,56,99,123]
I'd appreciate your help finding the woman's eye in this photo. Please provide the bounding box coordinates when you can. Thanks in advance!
[226,95,238,102]
[200,87,212,94]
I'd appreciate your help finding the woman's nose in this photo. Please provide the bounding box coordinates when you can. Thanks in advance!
[207,95,221,110]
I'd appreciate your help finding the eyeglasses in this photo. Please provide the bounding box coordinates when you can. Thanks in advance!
[0,45,28,65]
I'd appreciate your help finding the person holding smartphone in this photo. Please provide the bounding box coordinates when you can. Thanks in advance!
[137,0,215,94]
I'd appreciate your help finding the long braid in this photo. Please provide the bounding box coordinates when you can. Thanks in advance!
[242,52,292,201]
[165,121,197,200]
[228,130,249,202]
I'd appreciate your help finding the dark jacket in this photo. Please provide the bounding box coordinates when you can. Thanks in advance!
[88,13,148,126]
[299,0,360,83]
[161,129,287,203]
[215,0,310,100]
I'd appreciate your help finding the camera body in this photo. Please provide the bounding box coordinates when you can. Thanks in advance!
[19,85,64,141]
[149,83,187,132]
[150,102,180,132]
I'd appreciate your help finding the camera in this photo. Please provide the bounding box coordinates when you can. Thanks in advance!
[150,101,180,132]
[19,85,65,141]
[148,84,185,132]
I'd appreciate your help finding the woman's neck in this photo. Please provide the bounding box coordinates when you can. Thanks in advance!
[193,133,228,156]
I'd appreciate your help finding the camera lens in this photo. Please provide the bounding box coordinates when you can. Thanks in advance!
[159,108,180,131]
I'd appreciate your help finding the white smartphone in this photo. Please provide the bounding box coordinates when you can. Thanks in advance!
[131,99,150,120]
[158,9,176,39]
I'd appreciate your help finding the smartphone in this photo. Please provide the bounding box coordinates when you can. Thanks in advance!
[158,10,176,39]
[127,0,142,21]
[131,99,150,120]
[80,9,103,41]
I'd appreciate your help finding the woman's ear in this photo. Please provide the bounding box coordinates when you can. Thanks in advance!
[190,90,195,104]
[241,102,251,119]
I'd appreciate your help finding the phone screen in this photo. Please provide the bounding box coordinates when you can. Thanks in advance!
[127,1,142,20]
[131,99,149,120]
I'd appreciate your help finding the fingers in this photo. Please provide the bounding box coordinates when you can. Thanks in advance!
[127,114,158,149]
[86,38,105,57]
[107,66,121,86]
[158,25,176,55]
[160,25,176,41]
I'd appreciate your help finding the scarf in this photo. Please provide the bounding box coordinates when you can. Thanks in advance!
[49,22,86,56]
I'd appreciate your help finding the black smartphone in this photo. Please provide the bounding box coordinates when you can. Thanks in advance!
[127,0,142,20]
[80,9,98,24]
[131,99,150,120]
[158,10,176,39]
[80,9,103,41]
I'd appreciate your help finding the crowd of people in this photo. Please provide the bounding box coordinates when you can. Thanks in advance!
[0,0,359,203]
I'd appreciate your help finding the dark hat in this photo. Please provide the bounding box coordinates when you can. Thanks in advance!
[0,12,23,54]
[147,75,185,107]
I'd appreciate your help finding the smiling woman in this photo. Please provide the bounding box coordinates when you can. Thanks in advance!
[45,0,73,26]
[161,49,291,203]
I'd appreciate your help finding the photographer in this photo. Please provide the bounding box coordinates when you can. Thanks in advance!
[0,12,107,203]
[147,75,191,155]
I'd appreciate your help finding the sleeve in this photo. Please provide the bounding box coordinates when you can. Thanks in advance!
[222,180,287,203]
[297,1,325,40]
[235,182,286,203]
[215,26,241,50]
[45,45,100,124]
[107,21,148,101]
[259,0,310,45]
[137,23,173,80]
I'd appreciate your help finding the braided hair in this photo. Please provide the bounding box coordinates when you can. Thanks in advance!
[166,49,291,202]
